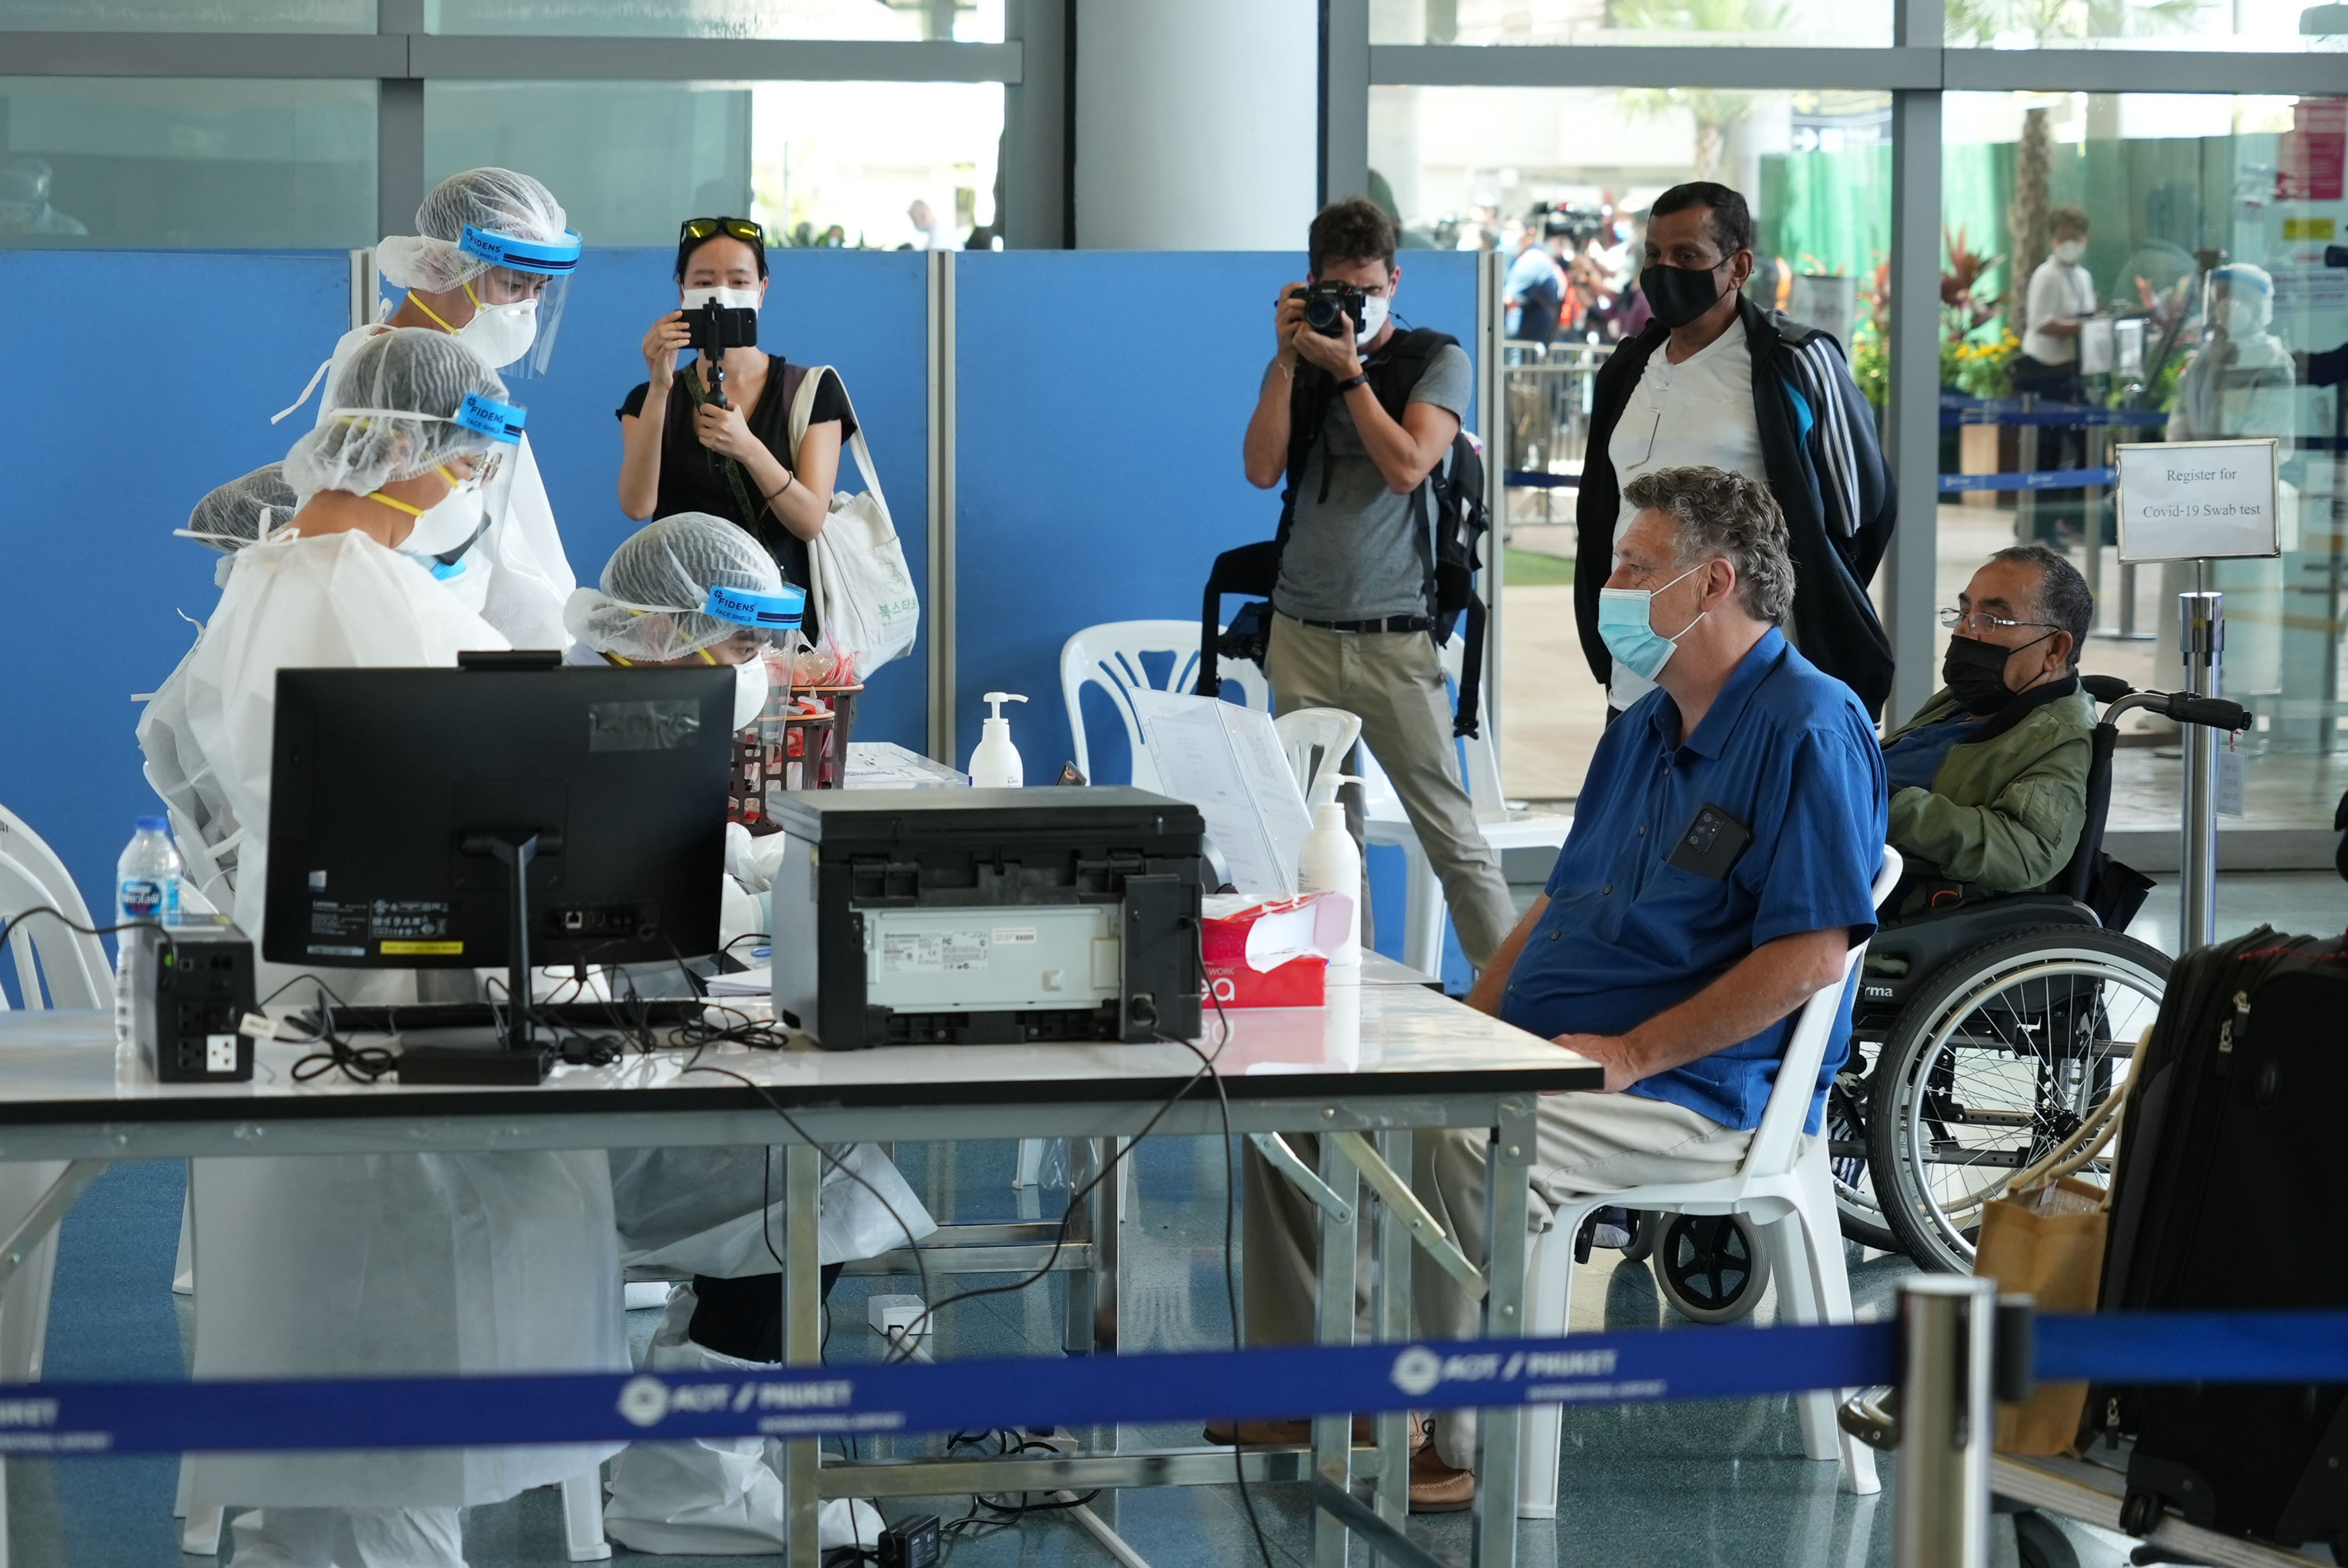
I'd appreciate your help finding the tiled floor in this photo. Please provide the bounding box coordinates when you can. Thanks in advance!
[16,867,2341,1566]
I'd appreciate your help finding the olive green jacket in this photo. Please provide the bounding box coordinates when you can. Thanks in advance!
[1881,676,2096,901]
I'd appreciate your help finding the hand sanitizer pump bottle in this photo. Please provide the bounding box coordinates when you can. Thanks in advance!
[1294,773,1363,975]
[969,692,1028,787]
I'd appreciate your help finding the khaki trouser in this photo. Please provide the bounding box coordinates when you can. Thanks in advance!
[1244,1092,1775,1469]
[1264,613,1517,966]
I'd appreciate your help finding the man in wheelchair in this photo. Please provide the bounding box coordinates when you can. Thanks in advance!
[1237,467,1889,1509]
[1878,544,2096,915]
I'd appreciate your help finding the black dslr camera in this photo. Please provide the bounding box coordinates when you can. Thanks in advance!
[1295,280,1367,339]
[687,300,758,407]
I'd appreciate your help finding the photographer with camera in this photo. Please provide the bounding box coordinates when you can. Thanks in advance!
[617,215,853,635]
[1242,196,1517,971]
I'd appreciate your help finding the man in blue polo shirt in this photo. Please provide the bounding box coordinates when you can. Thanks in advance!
[1406,464,1888,1508]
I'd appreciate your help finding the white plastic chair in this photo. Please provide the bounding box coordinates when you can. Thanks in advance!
[1059,620,1270,790]
[1368,638,1575,977]
[1271,707,1362,804]
[1514,846,1903,1516]
[0,806,110,1012]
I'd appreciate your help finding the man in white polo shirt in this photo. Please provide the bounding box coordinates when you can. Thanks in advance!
[1574,181,1897,720]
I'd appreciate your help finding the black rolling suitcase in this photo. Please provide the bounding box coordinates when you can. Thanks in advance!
[2091,925,2348,1552]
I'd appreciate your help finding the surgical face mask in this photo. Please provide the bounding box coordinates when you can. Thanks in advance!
[2053,239,2087,265]
[1640,261,1729,331]
[1355,293,1391,345]
[1941,632,2052,715]
[2220,298,2264,336]
[1597,562,1710,682]
[733,655,771,732]
[681,286,762,314]
[456,294,539,370]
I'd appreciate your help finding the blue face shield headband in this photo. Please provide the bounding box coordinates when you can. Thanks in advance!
[452,391,526,444]
[706,581,805,631]
[458,224,583,274]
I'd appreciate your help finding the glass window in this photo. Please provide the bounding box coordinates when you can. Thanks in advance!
[1373,85,1894,800]
[1936,92,2348,832]
[0,0,370,29]
[0,79,376,247]
[1370,0,1894,50]
[1946,0,2348,52]
[427,0,1003,41]
[426,79,1001,249]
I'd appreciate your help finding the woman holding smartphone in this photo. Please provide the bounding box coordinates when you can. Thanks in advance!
[617,216,855,636]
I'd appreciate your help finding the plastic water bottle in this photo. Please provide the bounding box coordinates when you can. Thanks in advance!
[113,817,183,1045]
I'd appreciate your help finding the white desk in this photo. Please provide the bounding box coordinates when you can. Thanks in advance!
[0,993,1596,1565]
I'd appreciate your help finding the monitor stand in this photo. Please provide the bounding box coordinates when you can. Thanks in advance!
[394,829,560,1085]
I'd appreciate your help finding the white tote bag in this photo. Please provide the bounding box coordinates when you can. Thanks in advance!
[787,366,920,674]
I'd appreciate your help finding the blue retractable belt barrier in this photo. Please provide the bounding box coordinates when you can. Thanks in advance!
[1939,467,2119,494]
[1503,471,1579,490]
[3,1311,2344,1458]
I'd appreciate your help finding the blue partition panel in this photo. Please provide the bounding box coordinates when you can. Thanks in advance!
[507,247,931,749]
[0,250,351,922]
[951,249,1480,785]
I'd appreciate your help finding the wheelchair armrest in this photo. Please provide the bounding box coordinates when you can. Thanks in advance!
[1856,895,2102,1016]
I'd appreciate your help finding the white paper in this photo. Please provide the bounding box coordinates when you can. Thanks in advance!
[844,740,970,789]
[1129,689,1313,897]
[2116,439,2281,563]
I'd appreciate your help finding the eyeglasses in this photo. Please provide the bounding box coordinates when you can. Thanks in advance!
[680,216,764,246]
[1940,607,2057,634]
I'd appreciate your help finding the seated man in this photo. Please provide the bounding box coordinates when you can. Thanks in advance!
[1880,544,2094,912]
[1397,466,1885,1506]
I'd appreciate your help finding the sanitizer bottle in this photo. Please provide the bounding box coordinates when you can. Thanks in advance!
[969,692,1028,788]
[1295,774,1363,974]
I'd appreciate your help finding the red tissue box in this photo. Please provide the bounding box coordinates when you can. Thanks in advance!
[1199,892,1354,1009]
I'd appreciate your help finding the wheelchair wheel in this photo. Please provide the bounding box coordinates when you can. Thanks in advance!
[1654,1214,1771,1324]
[1867,925,2168,1273]
[1827,1066,1901,1253]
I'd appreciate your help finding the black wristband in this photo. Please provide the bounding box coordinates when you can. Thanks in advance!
[1334,372,1369,394]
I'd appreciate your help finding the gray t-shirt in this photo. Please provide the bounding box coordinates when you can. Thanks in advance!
[1272,340,1472,623]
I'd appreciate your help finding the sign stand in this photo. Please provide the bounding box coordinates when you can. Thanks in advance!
[2178,577,2224,950]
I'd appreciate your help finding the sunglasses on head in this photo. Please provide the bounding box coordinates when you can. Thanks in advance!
[680,216,764,246]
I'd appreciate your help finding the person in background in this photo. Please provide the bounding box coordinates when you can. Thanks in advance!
[1504,211,1566,345]
[1878,545,2095,914]
[2016,206,2097,413]
[618,215,857,645]
[1575,180,1896,719]
[142,329,625,1568]
[906,198,956,251]
[0,156,86,235]
[278,167,582,651]
[568,512,928,1558]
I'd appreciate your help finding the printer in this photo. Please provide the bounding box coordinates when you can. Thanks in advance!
[765,787,1206,1049]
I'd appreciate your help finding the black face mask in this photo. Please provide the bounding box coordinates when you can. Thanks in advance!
[1640,261,1729,330]
[1942,632,2054,715]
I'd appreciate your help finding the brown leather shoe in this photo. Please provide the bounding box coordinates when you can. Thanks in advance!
[1408,1444,1476,1513]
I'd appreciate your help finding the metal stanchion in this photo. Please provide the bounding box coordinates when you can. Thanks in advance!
[2180,578,2224,950]
[1893,1275,1996,1568]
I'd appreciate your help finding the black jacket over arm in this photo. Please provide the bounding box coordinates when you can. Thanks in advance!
[1573,296,1898,718]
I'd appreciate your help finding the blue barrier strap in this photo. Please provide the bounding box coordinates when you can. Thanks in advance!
[1503,470,1578,490]
[2035,1311,2348,1386]
[1939,408,2168,430]
[0,1324,1892,1457]
[1939,467,2118,494]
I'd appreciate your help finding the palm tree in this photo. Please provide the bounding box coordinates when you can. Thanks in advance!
[1611,0,1792,180]
[1945,0,2204,48]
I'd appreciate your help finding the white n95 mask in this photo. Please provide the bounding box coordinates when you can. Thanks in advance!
[733,656,771,732]
[682,286,762,314]
[458,297,539,370]
[397,488,488,561]
[2052,240,2087,265]
[1356,293,1390,344]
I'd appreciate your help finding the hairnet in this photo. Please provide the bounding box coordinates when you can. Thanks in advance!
[283,328,508,502]
[185,464,299,552]
[564,512,790,663]
[2212,263,2275,327]
[376,167,571,294]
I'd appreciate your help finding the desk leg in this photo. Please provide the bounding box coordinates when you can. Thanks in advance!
[1062,1140,1123,1469]
[783,1143,823,1566]
[1471,1098,1536,1566]
[1374,1129,1413,1529]
[1311,1131,1359,1568]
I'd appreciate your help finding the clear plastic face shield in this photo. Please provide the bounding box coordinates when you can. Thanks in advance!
[449,222,582,380]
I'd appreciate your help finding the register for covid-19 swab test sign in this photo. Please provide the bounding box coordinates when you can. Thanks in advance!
[2115,437,2281,563]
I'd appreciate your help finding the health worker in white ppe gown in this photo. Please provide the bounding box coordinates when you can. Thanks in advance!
[565,512,931,1556]
[139,328,626,1568]
[277,166,582,652]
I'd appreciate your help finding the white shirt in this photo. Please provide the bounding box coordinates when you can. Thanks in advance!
[1603,328,1767,707]
[2022,257,2097,366]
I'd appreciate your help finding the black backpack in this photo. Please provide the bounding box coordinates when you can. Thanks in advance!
[1200,327,1493,739]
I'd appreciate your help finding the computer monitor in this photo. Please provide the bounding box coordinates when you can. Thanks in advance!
[264,655,734,1072]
